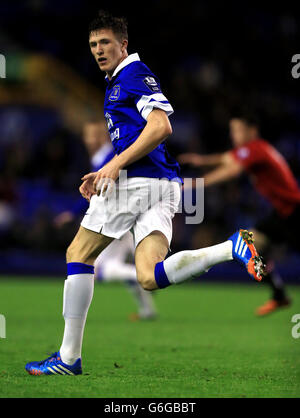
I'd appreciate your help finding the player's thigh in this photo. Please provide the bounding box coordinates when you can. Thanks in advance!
[135,231,169,289]
[66,226,114,265]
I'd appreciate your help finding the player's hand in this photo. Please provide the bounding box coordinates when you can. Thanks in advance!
[79,174,97,201]
[81,159,121,197]
[177,153,206,167]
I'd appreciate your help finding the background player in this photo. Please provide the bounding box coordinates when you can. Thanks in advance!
[179,114,300,315]
[54,121,157,320]
[25,11,264,376]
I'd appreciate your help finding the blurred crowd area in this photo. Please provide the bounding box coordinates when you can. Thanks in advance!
[0,1,300,275]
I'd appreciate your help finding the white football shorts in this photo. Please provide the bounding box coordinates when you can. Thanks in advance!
[81,171,181,248]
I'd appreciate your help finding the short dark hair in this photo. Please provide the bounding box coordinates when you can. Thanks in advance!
[88,10,128,41]
[230,109,260,129]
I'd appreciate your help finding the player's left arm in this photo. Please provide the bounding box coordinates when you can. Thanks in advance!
[204,152,244,187]
[81,109,171,195]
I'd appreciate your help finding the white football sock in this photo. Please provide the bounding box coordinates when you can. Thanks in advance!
[164,241,233,284]
[100,260,156,317]
[60,274,94,365]
[126,282,156,318]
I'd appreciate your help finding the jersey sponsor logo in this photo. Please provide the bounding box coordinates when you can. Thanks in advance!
[110,128,120,141]
[105,112,114,129]
[143,76,160,92]
[109,85,121,101]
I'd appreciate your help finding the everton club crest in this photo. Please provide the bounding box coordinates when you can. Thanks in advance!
[109,85,121,101]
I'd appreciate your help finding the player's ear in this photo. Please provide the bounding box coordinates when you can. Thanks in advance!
[121,39,128,52]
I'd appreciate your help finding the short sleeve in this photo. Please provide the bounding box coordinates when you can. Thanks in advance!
[125,65,174,120]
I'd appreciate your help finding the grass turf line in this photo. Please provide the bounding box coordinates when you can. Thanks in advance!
[0,278,299,398]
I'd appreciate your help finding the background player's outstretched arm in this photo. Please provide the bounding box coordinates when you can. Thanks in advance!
[203,152,244,187]
[180,151,244,188]
[178,152,225,167]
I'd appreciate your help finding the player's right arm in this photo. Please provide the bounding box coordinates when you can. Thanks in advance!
[80,111,172,196]
[112,109,172,169]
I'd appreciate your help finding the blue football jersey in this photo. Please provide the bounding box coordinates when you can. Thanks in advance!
[104,53,182,181]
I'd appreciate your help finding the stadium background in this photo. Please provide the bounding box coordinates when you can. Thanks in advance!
[0,0,299,280]
[0,0,300,399]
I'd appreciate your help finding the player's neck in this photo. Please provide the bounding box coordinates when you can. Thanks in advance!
[106,52,129,80]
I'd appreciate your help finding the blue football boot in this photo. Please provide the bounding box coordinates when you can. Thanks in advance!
[25,351,82,376]
[229,229,266,281]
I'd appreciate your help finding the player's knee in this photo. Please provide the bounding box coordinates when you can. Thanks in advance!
[137,271,156,291]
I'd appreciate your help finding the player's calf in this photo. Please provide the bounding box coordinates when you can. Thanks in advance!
[144,230,265,290]
[135,231,169,290]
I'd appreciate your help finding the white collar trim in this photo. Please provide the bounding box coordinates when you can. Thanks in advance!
[107,53,140,79]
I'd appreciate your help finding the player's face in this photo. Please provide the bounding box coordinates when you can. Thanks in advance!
[229,119,253,147]
[89,29,128,78]
[83,122,109,156]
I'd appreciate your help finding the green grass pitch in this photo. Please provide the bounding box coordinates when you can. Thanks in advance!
[0,278,299,398]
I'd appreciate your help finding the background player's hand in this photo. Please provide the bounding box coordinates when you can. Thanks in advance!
[177,153,206,167]
[54,211,75,228]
